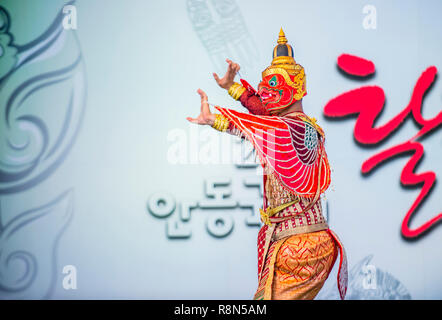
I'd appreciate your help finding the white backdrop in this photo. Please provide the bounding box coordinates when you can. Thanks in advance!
[0,0,440,299]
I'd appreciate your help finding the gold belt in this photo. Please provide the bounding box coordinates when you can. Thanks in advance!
[259,199,299,226]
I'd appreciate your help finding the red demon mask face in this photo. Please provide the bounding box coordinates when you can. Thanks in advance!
[257,73,297,113]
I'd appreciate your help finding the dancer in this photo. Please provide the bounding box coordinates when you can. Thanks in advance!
[186,29,347,300]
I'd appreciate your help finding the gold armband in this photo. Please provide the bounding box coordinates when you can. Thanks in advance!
[211,114,230,132]
[228,82,246,100]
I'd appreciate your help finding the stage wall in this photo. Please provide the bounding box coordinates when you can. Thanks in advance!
[0,0,441,299]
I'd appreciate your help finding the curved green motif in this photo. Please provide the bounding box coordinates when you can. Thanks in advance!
[0,7,18,81]
[268,75,278,87]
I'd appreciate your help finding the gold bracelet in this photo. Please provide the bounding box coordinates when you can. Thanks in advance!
[228,82,246,100]
[213,114,229,132]
[211,114,229,132]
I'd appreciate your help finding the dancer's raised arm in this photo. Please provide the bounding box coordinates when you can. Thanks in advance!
[213,59,270,116]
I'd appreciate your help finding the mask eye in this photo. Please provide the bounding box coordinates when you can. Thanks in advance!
[268,75,278,87]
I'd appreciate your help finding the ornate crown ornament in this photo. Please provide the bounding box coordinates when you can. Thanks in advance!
[262,28,307,101]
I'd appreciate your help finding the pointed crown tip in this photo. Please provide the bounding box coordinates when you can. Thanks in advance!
[277,28,287,44]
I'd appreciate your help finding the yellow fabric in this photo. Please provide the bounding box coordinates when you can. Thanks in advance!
[271,230,337,300]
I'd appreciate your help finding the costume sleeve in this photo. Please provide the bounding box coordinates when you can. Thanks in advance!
[239,90,271,116]
[226,120,246,139]
[214,106,331,198]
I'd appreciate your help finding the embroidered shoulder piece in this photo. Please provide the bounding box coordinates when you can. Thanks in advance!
[215,107,331,197]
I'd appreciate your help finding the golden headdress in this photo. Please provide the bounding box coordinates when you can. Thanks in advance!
[262,28,306,100]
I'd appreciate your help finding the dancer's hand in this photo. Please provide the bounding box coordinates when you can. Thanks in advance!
[213,59,240,90]
[186,89,215,126]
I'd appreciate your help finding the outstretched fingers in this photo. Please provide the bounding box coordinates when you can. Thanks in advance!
[186,116,198,123]
[225,58,240,76]
[197,88,210,114]
[186,89,212,125]
[197,88,208,103]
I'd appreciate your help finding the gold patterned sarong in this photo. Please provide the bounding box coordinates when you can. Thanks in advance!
[254,230,337,300]
[272,230,337,299]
